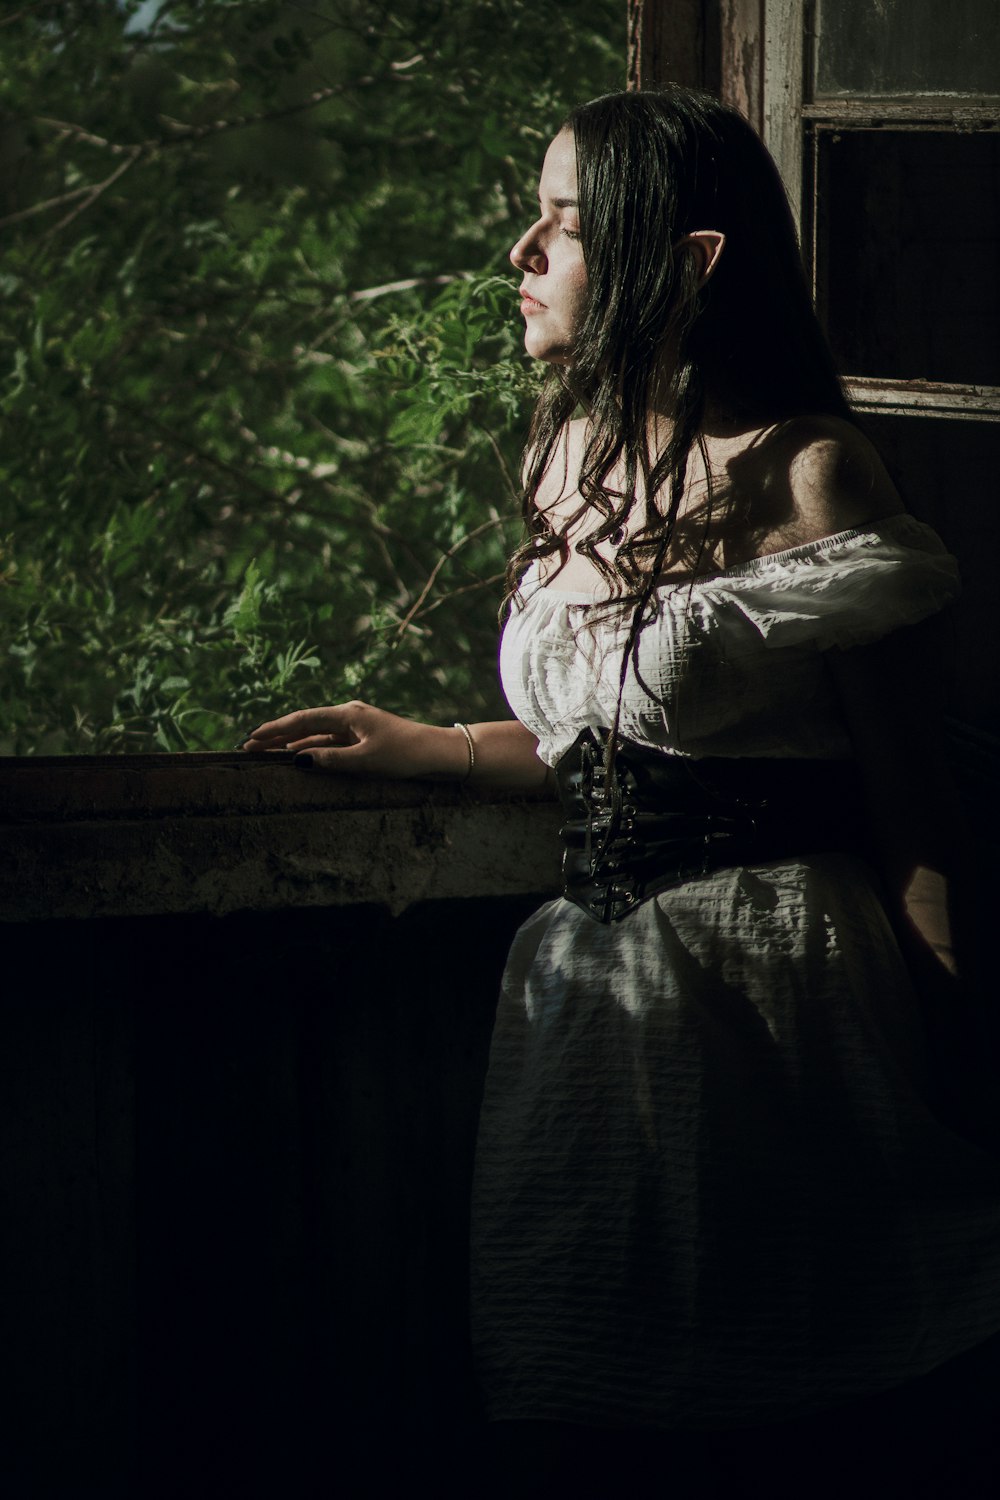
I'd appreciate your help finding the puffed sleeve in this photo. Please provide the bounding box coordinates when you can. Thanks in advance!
[699,516,960,652]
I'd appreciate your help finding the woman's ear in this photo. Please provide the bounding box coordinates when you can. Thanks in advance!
[675,230,726,286]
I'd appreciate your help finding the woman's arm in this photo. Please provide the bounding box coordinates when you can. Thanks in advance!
[241,703,552,791]
[828,623,999,1143]
[825,619,969,991]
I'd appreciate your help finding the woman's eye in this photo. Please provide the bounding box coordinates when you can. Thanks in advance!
[562,228,581,241]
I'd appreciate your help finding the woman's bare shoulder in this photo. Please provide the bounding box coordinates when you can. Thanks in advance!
[776,413,904,537]
[727,413,905,554]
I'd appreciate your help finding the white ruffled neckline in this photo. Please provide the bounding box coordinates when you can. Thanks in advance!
[525,513,927,605]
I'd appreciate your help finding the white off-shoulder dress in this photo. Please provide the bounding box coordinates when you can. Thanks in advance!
[471,515,1000,1432]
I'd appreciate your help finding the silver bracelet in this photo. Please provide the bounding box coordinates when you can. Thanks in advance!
[453,722,475,783]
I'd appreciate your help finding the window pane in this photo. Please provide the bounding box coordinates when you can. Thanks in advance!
[817,131,1000,386]
[814,0,1000,97]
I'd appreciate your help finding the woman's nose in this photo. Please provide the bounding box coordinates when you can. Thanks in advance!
[510,223,546,273]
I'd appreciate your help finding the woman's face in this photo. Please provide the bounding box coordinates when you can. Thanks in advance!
[510,128,588,366]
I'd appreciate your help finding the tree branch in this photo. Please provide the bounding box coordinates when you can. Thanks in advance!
[35,80,367,162]
[0,150,141,230]
[35,117,121,152]
[347,273,469,304]
[0,180,97,228]
[45,153,142,236]
[394,517,507,639]
[0,2,50,26]
[149,82,351,145]
[97,392,290,509]
[475,422,521,505]
[406,571,508,623]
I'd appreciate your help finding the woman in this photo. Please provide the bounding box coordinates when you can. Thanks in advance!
[244,89,1000,1493]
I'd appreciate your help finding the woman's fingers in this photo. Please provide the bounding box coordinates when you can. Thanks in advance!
[291,743,367,771]
[284,732,357,751]
[238,702,451,780]
[240,704,363,748]
[240,732,355,751]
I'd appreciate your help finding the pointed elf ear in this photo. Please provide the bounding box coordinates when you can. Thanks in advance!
[675,229,726,287]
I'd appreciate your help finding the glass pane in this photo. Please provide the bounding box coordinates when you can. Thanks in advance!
[815,0,1000,97]
[816,131,1000,386]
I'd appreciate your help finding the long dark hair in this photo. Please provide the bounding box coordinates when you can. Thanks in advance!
[503,86,852,640]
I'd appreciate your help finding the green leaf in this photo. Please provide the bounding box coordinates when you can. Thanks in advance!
[0,0,619,752]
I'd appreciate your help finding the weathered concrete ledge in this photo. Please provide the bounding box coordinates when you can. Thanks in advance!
[0,752,564,922]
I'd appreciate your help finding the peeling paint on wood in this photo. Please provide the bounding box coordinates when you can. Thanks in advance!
[803,101,1000,129]
[720,0,765,131]
[846,376,1000,422]
[626,0,705,90]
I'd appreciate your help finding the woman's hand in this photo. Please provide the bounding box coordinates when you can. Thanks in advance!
[240,701,469,780]
[240,703,553,790]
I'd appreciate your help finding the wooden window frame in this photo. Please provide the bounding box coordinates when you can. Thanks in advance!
[761,0,1000,423]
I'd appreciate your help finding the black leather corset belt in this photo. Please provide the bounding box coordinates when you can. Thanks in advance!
[554,728,868,924]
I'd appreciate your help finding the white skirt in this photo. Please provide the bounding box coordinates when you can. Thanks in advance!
[470,853,1000,1430]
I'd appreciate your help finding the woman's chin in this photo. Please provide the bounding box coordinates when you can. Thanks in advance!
[523,333,573,367]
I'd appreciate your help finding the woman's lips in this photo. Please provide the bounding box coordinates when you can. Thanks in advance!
[520,291,545,314]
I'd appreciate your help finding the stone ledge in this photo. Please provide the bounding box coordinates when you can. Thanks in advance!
[0,750,551,820]
[0,755,563,921]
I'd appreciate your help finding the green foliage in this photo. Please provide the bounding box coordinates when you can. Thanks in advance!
[0,0,620,753]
